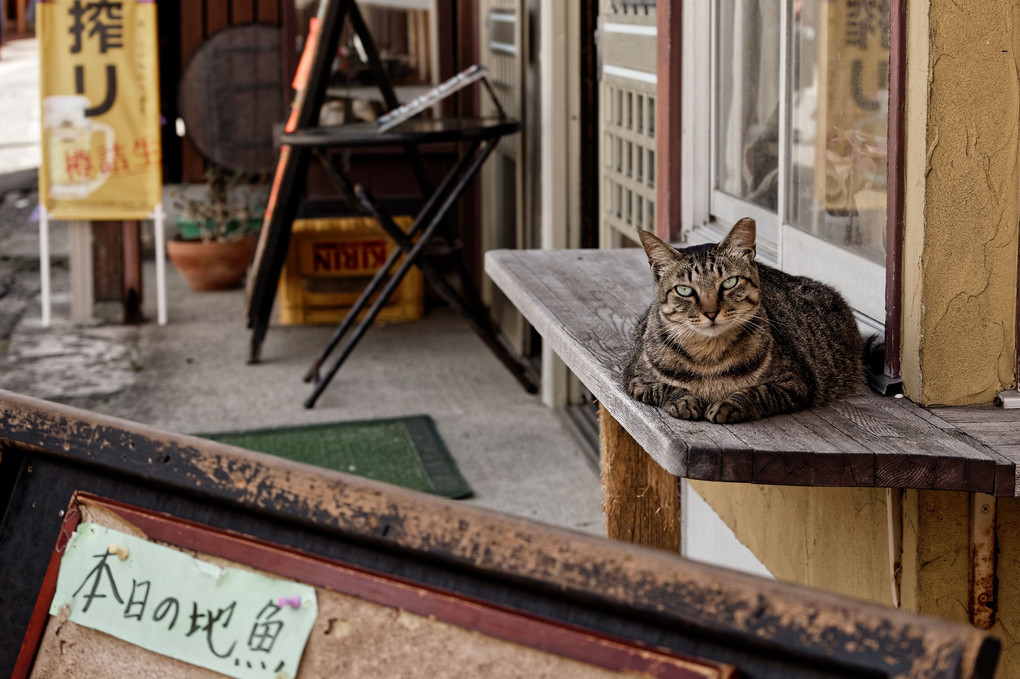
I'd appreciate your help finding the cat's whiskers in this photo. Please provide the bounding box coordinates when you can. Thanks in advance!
[739,313,797,334]
[663,322,699,348]
[673,318,749,361]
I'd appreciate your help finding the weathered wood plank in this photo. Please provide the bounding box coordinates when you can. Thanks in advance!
[939,422,1019,446]
[179,1,207,182]
[599,406,680,551]
[929,404,1020,424]
[0,390,1002,679]
[255,0,279,24]
[815,396,998,492]
[231,0,254,24]
[485,248,1014,495]
[923,406,1019,494]
[206,0,229,35]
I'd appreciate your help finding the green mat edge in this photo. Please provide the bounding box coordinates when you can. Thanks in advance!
[200,414,473,500]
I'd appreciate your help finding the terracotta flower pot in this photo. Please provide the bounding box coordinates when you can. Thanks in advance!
[166,236,257,291]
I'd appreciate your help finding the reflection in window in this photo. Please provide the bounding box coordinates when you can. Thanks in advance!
[714,1,781,213]
[788,0,889,264]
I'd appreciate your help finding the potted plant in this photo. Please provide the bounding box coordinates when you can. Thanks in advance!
[166,165,266,291]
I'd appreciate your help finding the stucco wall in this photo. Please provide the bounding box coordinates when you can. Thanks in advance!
[688,481,896,607]
[695,483,1020,675]
[901,0,1020,405]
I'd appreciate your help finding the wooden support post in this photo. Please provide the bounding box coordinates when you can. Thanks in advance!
[599,405,681,553]
[122,221,143,324]
[91,221,143,324]
[16,0,28,34]
[91,221,123,323]
[68,221,94,325]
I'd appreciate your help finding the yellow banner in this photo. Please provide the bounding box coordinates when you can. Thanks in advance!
[39,0,163,220]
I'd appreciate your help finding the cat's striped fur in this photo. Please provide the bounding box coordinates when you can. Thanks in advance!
[623,218,863,423]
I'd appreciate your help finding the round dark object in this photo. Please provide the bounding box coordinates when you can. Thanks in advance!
[178,25,285,174]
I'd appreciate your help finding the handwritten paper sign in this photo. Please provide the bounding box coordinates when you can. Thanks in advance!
[49,523,317,679]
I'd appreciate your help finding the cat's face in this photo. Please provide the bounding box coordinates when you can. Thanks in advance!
[638,219,761,338]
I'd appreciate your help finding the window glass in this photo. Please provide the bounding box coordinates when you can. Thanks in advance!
[787,0,889,265]
[714,1,781,213]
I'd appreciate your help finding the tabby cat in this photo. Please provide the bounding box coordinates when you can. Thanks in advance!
[623,218,863,423]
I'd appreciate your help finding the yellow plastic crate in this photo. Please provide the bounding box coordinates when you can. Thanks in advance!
[278,216,424,326]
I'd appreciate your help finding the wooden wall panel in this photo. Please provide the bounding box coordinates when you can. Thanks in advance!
[232,0,255,24]
[173,0,284,182]
[206,1,230,35]
[179,3,204,65]
[257,0,280,25]
[179,0,207,182]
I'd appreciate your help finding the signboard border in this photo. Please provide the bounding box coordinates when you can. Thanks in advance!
[15,492,730,679]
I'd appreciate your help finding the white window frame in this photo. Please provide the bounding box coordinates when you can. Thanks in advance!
[681,0,886,324]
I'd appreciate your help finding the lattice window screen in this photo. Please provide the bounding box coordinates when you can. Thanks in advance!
[601,82,656,240]
[483,0,522,159]
[599,0,656,247]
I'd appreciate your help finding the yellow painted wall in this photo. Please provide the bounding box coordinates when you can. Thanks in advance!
[695,481,1020,676]
[696,484,1020,675]
[689,481,896,607]
[994,498,1020,674]
[900,0,1020,405]
[898,490,970,622]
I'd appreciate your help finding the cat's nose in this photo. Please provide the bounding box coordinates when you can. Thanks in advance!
[704,311,719,321]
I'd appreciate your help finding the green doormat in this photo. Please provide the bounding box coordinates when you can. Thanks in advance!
[203,415,472,499]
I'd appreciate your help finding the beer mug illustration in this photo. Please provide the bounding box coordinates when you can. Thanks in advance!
[43,95,115,199]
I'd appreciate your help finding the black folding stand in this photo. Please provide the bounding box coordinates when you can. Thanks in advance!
[245,0,537,407]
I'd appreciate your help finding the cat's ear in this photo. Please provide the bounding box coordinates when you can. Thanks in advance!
[638,229,684,280]
[717,218,756,259]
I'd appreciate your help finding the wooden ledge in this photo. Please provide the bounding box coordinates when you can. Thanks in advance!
[485,248,1019,497]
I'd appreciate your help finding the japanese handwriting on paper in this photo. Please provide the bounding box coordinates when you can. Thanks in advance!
[153,596,181,630]
[123,579,150,619]
[187,601,238,659]
[68,550,292,673]
[71,550,124,612]
[249,602,285,653]
[50,524,317,679]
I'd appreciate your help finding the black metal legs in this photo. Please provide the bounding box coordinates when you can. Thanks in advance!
[302,138,537,408]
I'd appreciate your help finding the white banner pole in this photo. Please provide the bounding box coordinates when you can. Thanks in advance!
[39,205,51,327]
[154,203,167,325]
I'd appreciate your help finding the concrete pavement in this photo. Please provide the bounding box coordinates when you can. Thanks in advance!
[0,36,605,535]
[0,37,40,179]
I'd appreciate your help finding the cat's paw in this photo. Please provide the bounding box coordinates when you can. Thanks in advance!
[662,393,705,420]
[627,377,669,406]
[705,399,757,424]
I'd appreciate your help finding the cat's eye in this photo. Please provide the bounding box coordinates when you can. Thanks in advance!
[722,276,739,290]
[674,284,695,297]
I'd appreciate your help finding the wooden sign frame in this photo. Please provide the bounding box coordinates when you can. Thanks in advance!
[16,493,730,678]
